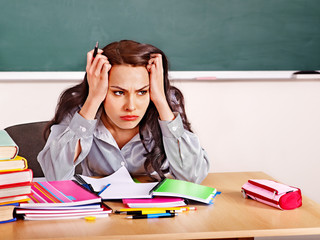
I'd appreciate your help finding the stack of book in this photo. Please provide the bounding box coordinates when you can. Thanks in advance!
[0,130,33,223]
[15,180,111,220]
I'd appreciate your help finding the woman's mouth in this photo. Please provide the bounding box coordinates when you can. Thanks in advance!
[120,115,139,121]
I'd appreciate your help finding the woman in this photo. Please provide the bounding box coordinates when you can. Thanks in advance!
[38,40,209,183]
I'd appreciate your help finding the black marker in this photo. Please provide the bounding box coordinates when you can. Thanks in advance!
[93,41,99,59]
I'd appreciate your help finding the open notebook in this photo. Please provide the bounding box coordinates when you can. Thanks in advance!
[77,166,157,200]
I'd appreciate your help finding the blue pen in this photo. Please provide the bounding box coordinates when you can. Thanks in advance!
[98,184,111,196]
[126,213,177,219]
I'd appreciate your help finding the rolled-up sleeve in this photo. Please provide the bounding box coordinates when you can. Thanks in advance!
[37,112,97,181]
[158,112,210,183]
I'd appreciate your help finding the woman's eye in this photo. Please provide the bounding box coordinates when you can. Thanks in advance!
[138,90,148,96]
[114,91,124,96]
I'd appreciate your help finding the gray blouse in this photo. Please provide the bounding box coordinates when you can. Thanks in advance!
[37,110,210,183]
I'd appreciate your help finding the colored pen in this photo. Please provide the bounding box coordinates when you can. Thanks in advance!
[115,210,178,215]
[126,213,177,219]
[98,184,111,196]
[93,41,99,58]
[118,207,196,212]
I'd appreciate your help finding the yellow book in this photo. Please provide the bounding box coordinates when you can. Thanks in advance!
[0,195,31,205]
[0,156,28,172]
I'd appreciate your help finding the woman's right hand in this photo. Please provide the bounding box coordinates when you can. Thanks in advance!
[79,49,112,120]
[86,49,111,104]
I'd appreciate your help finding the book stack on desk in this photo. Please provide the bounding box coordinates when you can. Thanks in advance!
[15,180,111,220]
[0,130,33,224]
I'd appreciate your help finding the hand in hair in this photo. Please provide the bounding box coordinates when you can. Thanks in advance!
[147,54,165,103]
[147,54,175,121]
[80,49,111,120]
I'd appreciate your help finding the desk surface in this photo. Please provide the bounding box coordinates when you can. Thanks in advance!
[2,171,320,240]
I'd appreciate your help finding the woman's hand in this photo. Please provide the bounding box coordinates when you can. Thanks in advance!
[79,49,111,120]
[147,54,174,121]
[147,54,166,104]
[86,49,111,104]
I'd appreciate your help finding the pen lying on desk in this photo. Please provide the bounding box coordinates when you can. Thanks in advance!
[126,213,177,219]
[118,207,196,212]
[115,210,180,215]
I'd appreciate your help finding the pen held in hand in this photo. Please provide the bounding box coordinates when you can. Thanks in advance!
[93,41,99,59]
[126,213,177,219]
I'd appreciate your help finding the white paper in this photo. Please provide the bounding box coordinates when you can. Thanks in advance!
[79,166,135,192]
[77,166,158,200]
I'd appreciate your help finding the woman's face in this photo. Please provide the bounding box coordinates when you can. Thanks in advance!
[103,65,150,131]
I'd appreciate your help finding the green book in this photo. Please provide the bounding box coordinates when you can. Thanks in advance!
[150,178,217,204]
[0,130,19,160]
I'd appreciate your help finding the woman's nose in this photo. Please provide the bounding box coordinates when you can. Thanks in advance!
[125,95,136,111]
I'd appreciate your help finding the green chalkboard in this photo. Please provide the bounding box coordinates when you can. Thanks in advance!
[1,0,319,71]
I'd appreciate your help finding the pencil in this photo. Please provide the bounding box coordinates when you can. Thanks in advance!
[115,210,177,215]
[126,213,177,219]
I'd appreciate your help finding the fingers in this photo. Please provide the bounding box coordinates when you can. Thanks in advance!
[86,48,111,78]
[86,49,104,69]
[147,53,162,72]
[93,55,109,76]
[101,62,111,80]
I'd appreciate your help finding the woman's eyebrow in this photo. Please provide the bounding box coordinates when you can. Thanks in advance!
[137,85,150,91]
[110,86,126,91]
[109,85,149,91]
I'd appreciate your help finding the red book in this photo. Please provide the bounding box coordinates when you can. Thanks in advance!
[0,183,32,200]
[0,169,33,188]
[0,169,33,199]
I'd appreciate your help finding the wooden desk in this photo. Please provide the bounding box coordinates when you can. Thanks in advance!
[2,172,320,240]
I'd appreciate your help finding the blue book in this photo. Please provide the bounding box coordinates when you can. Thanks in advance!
[0,218,17,224]
[0,203,19,224]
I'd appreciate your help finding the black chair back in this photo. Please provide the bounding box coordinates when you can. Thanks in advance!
[5,122,48,177]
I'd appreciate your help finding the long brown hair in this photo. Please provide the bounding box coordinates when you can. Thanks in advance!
[44,40,192,179]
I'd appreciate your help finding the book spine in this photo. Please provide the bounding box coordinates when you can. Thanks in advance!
[149,178,166,195]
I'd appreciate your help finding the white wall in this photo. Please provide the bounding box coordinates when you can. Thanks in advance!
[1,76,320,207]
[174,79,320,206]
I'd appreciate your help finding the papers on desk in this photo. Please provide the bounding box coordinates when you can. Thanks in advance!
[77,166,157,200]
[77,167,218,204]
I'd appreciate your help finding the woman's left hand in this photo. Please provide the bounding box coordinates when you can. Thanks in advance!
[147,53,166,104]
[147,54,175,121]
